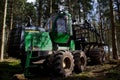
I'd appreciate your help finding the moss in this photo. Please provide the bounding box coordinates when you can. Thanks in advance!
[0,59,22,80]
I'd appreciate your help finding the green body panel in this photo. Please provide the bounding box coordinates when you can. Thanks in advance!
[25,31,52,51]
[70,40,75,50]
[52,33,70,43]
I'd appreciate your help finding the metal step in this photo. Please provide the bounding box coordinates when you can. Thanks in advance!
[25,65,38,68]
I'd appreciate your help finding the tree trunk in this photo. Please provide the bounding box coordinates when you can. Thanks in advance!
[98,0,104,43]
[67,0,70,12]
[50,0,52,14]
[116,0,120,22]
[10,0,14,30]
[109,0,119,60]
[79,4,81,22]
[106,25,111,60]
[38,0,42,26]
[0,0,8,61]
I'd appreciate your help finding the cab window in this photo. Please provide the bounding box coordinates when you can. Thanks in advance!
[56,18,66,33]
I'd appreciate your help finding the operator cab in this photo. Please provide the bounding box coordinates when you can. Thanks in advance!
[45,12,69,34]
[44,10,73,50]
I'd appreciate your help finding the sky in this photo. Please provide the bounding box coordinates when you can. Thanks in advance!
[27,0,35,2]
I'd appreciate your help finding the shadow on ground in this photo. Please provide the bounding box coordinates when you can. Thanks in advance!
[0,59,120,80]
[0,60,23,80]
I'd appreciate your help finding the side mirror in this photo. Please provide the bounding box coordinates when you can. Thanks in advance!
[26,16,33,27]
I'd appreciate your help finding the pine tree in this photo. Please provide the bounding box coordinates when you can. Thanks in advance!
[0,0,8,61]
[109,0,119,59]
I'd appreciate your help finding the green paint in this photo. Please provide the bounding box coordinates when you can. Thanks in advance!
[24,10,76,77]
[25,31,52,51]
[70,40,75,50]
[52,33,70,43]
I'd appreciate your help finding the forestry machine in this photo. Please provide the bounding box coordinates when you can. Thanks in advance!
[7,1,107,78]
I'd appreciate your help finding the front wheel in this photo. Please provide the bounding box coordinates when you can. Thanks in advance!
[53,51,74,77]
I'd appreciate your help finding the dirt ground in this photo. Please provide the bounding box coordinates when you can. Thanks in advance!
[0,59,120,80]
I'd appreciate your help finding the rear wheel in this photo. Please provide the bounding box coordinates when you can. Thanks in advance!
[89,48,105,64]
[53,51,74,77]
[73,51,87,74]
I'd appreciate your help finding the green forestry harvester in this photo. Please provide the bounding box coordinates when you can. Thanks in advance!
[7,1,107,78]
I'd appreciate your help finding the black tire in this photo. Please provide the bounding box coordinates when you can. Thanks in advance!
[42,58,51,75]
[89,48,105,64]
[73,51,87,74]
[20,54,27,69]
[53,51,74,77]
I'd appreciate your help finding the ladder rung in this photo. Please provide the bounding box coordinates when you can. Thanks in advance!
[26,65,38,68]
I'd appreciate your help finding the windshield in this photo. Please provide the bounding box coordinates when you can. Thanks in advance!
[56,18,66,33]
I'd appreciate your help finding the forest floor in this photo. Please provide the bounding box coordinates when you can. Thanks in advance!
[0,58,120,80]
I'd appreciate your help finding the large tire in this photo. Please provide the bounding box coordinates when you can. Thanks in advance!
[73,51,87,74]
[53,51,74,77]
[89,48,105,64]
[42,58,52,75]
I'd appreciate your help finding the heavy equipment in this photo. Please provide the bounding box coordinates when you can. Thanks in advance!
[7,10,87,77]
[7,1,107,78]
